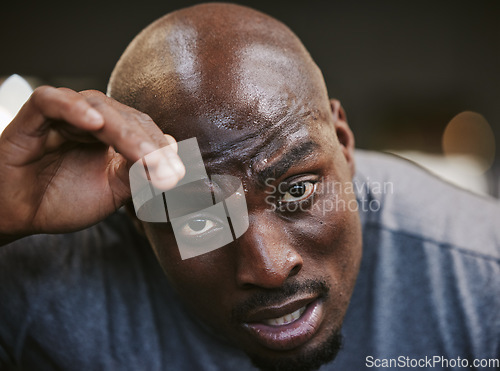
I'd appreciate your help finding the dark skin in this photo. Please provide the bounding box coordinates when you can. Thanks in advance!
[0,89,184,239]
[110,3,362,369]
[0,3,362,370]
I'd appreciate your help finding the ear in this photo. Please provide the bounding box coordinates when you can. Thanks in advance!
[330,98,355,177]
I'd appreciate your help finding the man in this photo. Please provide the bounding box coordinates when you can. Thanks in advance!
[0,3,498,371]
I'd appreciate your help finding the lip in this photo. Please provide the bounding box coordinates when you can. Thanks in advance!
[242,297,324,351]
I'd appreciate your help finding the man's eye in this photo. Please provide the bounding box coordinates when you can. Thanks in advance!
[180,219,216,237]
[281,181,316,203]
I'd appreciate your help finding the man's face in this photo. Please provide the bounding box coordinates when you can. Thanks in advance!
[128,23,363,370]
[142,100,362,370]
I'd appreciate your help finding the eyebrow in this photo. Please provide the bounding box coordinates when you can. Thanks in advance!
[256,140,320,186]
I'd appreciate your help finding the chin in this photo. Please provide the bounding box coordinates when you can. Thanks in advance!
[246,329,343,371]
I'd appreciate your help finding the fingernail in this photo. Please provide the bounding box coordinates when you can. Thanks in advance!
[171,157,185,177]
[156,158,173,180]
[85,108,104,126]
[164,134,178,153]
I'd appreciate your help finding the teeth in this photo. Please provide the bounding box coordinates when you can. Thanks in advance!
[263,306,306,326]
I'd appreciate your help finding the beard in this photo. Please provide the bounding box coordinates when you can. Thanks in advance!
[247,329,343,371]
[230,279,343,371]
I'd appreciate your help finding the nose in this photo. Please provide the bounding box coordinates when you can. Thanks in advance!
[235,216,303,289]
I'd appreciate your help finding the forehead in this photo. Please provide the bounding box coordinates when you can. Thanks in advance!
[143,34,330,129]
[143,29,334,175]
[155,65,333,179]
[198,108,334,182]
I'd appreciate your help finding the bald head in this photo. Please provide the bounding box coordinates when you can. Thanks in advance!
[108,3,330,144]
[110,6,360,369]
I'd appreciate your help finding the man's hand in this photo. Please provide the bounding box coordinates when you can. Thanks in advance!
[0,87,184,241]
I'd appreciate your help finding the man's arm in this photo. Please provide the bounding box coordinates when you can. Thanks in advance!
[0,87,184,244]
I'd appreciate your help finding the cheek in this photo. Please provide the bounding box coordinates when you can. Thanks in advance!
[144,224,235,322]
[287,184,362,287]
[292,193,358,245]
[164,253,237,329]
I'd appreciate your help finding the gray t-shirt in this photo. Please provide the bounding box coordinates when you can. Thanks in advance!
[1,150,499,370]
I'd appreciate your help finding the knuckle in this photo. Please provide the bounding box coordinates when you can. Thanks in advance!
[80,89,105,99]
[117,123,136,142]
[56,87,74,94]
[85,95,105,107]
[134,111,155,126]
[62,97,87,117]
[30,85,52,106]
[164,134,176,143]
[31,86,89,119]
[80,89,103,96]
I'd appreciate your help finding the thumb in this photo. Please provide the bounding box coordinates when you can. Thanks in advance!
[107,150,133,208]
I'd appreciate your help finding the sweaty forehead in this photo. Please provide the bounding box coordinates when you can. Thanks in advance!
[108,3,331,158]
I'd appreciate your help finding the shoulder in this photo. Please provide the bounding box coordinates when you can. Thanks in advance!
[338,151,500,365]
[0,209,148,279]
[0,210,158,312]
[354,149,500,261]
[0,210,150,309]
[0,209,149,298]
[0,210,157,367]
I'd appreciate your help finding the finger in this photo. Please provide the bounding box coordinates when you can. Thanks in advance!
[85,97,185,188]
[137,132,185,189]
[0,87,106,165]
[164,134,178,153]
[80,90,176,151]
[48,120,100,144]
[106,151,133,207]
[144,144,186,190]
[17,86,105,136]
[44,129,66,152]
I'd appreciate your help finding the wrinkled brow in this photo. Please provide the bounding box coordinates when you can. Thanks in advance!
[256,140,319,186]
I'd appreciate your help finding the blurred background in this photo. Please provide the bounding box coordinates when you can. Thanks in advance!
[0,0,498,198]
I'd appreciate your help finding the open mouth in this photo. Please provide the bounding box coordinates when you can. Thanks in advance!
[242,297,324,351]
[262,305,306,326]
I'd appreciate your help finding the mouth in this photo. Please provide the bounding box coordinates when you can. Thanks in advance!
[242,296,324,351]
